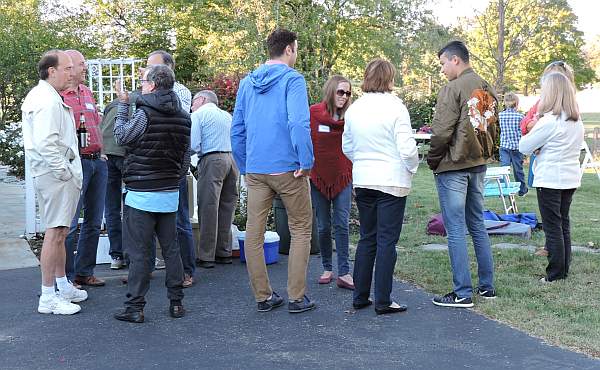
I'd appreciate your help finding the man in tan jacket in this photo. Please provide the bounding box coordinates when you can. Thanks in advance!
[22,50,87,315]
[427,41,498,308]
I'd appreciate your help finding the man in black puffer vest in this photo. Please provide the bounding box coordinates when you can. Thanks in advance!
[112,64,191,323]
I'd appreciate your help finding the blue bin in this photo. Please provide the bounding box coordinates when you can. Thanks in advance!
[238,231,279,265]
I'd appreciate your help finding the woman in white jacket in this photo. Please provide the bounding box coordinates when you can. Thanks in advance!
[519,72,584,282]
[342,59,419,314]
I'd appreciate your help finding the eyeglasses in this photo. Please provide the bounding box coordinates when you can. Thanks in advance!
[336,89,351,98]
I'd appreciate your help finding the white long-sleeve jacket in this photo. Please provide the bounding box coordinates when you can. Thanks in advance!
[342,92,419,189]
[21,80,82,189]
[519,112,584,189]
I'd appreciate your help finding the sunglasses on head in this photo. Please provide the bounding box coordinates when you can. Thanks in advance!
[336,89,351,98]
[548,60,566,68]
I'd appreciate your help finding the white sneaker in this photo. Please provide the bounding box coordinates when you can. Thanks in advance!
[111,257,125,270]
[38,294,81,315]
[58,285,88,303]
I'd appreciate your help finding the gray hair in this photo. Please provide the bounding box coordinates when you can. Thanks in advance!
[146,64,175,90]
[193,90,219,105]
[148,50,175,69]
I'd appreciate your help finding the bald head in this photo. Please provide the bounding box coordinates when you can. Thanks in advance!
[65,50,87,86]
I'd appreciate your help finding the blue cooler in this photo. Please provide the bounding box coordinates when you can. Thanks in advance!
[238,231,280,265]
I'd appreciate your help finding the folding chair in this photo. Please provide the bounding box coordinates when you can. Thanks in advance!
[484,166,520,214]
[581,141,600,182]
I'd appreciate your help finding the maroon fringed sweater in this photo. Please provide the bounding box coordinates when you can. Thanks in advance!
[309,102,352,200]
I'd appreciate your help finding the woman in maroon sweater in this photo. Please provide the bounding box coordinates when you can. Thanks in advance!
[310,75,354,289]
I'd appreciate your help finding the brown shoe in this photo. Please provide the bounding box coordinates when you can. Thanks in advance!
[74,275,106,287]
[534,248,549,257]
[182,274,193,288]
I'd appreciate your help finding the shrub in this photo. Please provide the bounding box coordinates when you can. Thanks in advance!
[0,122,24,178]
[401,93,437,129]
[200,74,242,113]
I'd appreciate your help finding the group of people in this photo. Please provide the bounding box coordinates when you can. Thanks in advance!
[22,27,584,321]
[23,48,239,320]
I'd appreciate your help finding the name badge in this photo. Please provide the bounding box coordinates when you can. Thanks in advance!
[318,124,330,133]
[85,102,95,111]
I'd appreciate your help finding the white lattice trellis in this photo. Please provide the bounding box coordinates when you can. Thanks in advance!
[87,58,144,111]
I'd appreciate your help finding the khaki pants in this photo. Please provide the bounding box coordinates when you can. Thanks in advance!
[245,172,312,302]
[197,152,239,261]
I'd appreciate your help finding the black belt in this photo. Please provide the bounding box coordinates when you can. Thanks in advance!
[203,151,230,157]
[80,152,101,160]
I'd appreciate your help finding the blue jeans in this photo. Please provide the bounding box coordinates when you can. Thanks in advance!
[353,188,406,308]
[499,148,527,195]
[435,170,494,298]
[528,154,536,188]
[176,177,196,277]
[106,155,124,259]
[65,158,108,280]
[311,182,351,276]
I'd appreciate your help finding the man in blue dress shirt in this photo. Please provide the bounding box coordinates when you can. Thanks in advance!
[191,90,239,269]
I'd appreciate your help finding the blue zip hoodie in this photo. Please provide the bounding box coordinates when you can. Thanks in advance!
[231,63,314,175]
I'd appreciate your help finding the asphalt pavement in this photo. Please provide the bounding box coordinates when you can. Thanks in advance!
[0,254,598,370]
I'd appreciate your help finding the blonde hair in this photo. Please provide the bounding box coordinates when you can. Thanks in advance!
[537,72,579,122]
[322,75,352,118]
[503,92,519,109]
[361,58,395,93]
[542,60,575,85]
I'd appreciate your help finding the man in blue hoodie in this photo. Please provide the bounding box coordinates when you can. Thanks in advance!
[231,28,315,314]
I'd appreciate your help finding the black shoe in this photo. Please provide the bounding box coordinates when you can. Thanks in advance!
[432,292,474,308]
[169,301,186,318]
[475,287,497,299]
[375,302,408,315]
[215,256,232,264]
[197,260,216,269]
[352,300,373,310]
[288,295,316,313]
[257,292,284,312]
[114,308,144,323]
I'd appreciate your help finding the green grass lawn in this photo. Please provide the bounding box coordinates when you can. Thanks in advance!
[351,163,600,357]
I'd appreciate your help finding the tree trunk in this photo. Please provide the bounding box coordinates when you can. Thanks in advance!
[495,0,506,95]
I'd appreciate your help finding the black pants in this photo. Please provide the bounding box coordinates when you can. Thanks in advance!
[123,205,184,310]
[536,188,576,281]
[353,188,407,308]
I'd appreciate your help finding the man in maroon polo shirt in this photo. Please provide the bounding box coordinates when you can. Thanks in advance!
[60,49,108,287]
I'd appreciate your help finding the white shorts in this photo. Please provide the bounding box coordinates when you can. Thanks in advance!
[34,172,81,228]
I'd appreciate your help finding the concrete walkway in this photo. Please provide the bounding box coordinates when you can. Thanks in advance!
[0,166,38,270]
[0,165,26,238]
[0,256,598,370]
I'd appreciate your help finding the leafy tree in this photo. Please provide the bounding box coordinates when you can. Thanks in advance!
[466,0,596,95]
[584,35,600,85]
[0,0,62,124]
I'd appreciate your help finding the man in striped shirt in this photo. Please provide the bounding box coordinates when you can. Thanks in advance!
[146,50,195,286]
[191,90,239,269]
[499,92,527,196]
[113,65,190,323]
